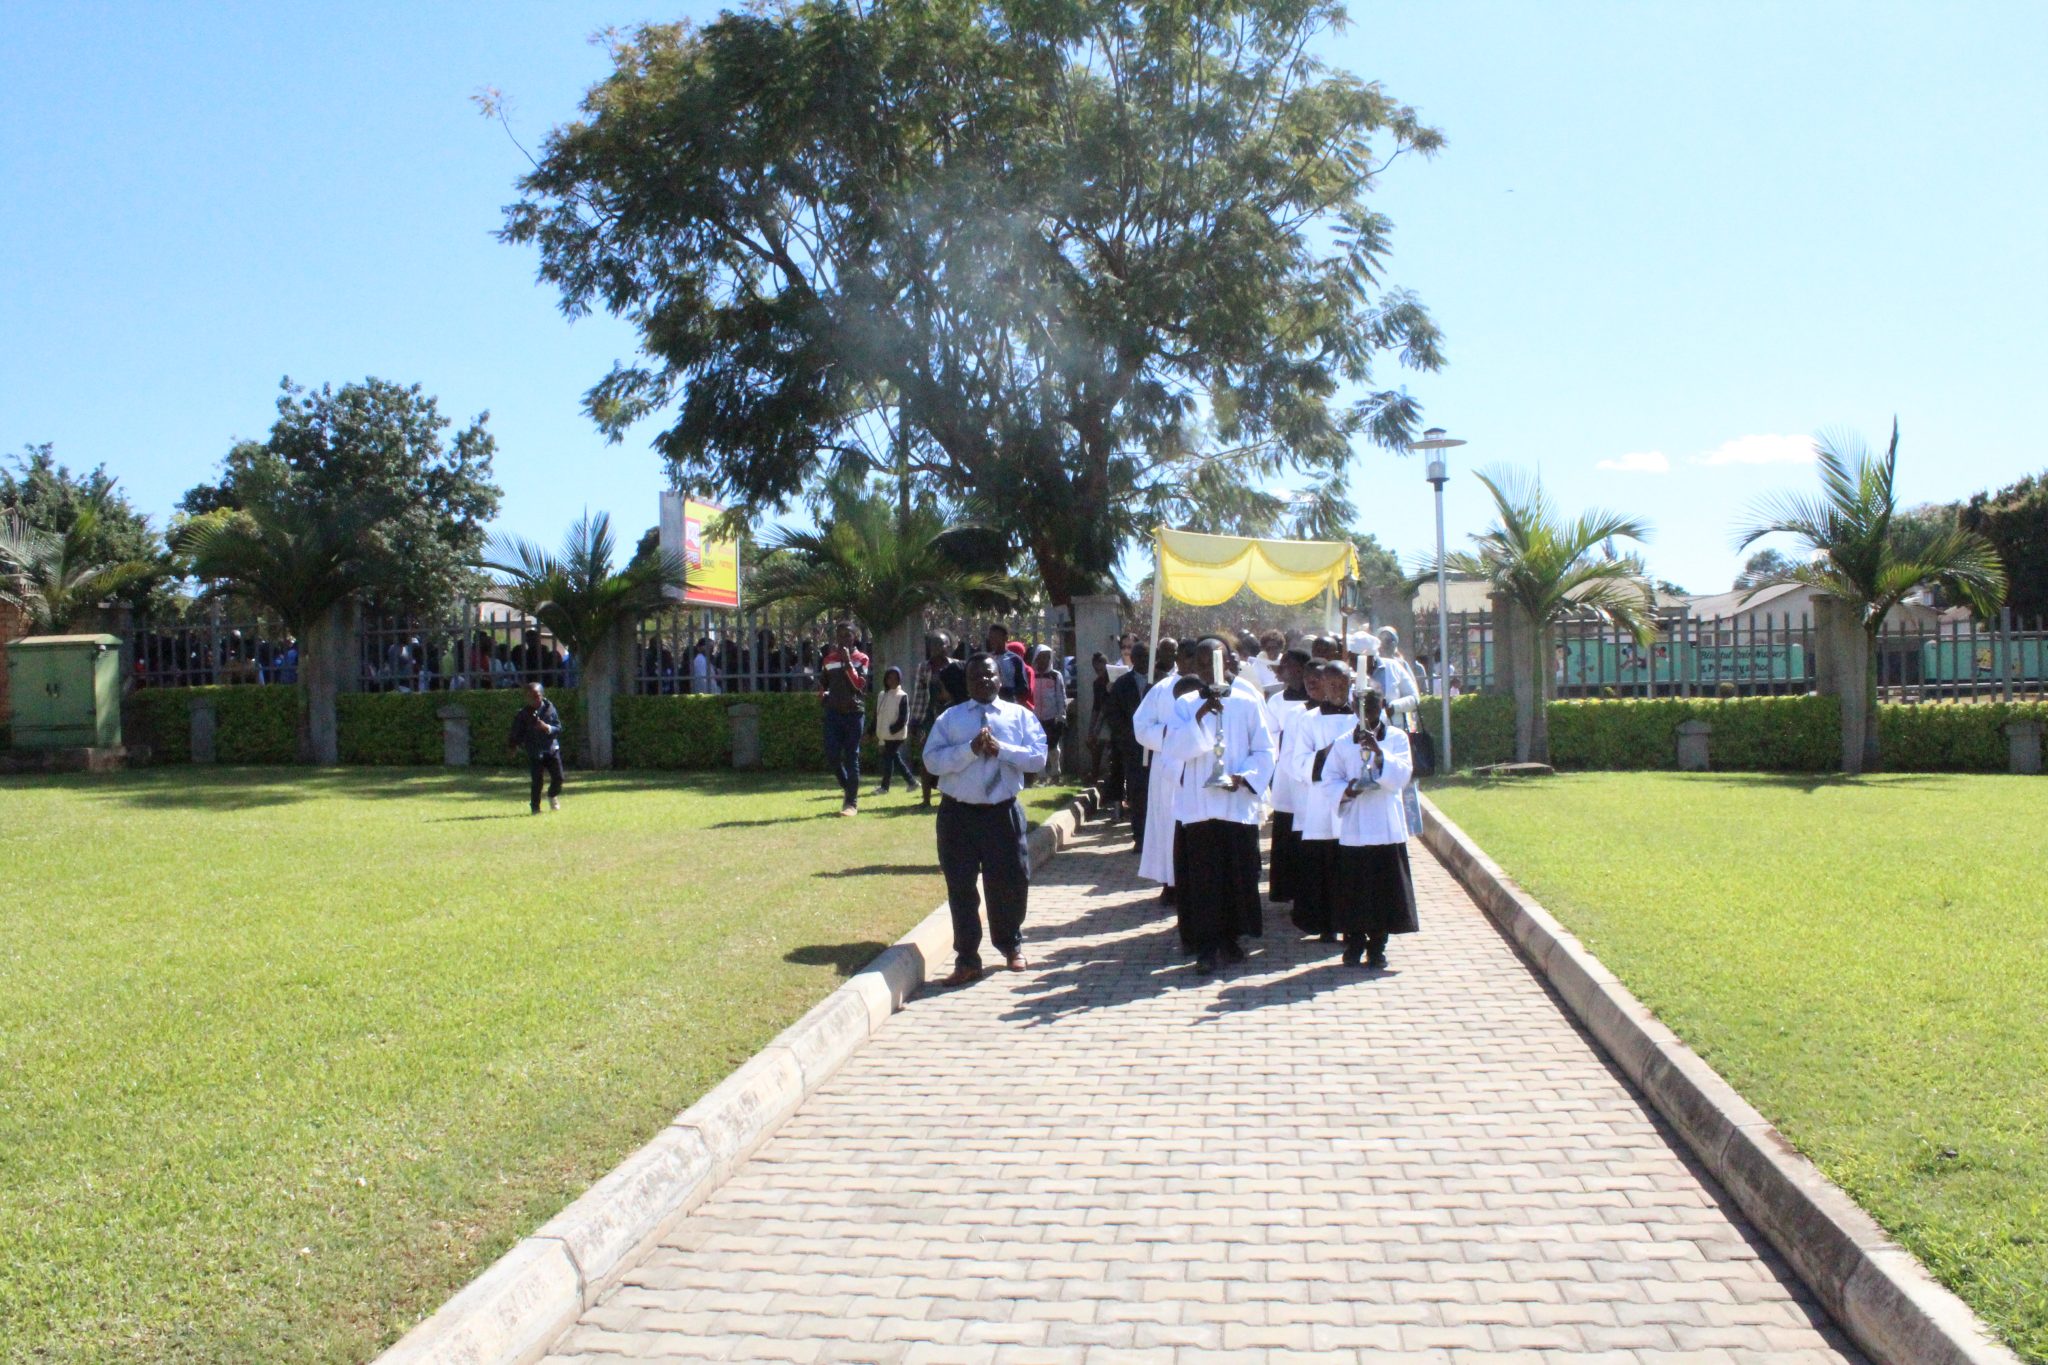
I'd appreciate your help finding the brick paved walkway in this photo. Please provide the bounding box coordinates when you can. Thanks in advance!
[546,821,1861,1363]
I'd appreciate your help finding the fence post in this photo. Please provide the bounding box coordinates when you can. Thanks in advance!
[438,704,471,768]
[727,702,762,770]
[2006,719,2043,776]
[189,696,218,764]
[1675,718,1712,772]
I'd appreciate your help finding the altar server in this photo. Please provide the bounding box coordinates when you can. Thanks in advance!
[1321,685,1419,969]
[1286,660,1357,942]
[1132,638,1195,901]
[1159,637,1275,973]
[1264,648,1315,904]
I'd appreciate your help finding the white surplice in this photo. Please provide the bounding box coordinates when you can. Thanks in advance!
[1133,673,1189,885]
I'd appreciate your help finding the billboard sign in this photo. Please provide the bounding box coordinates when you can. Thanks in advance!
[659,492,741,607]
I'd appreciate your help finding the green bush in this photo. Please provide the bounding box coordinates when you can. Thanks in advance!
[750,692,881,771]
[336,693,443,765]
[1417,691,1840,773]
[126,686,303,764]
[1878,700,2048,772]
[614,694,728,769]
[1415,693,1515,770]
[337,688,587,767]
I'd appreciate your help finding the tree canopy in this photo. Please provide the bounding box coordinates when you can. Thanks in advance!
[2,443,169,612]
[181,378,501,615]
[502,0,1443,604]
[1961,470,2048,619]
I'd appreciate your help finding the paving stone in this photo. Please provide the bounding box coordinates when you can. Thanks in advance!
[540,822,1858,1364]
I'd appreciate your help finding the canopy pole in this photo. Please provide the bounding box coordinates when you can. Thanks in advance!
[1147,533,1165,682]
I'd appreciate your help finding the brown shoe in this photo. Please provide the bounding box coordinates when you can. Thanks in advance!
[1004,954,1031,972]
[940,965,983,988]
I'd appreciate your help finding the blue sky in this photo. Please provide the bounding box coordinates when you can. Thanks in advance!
[5,1,2044,595]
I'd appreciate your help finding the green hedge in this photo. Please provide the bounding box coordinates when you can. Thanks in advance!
[338,688,588,767]
[614,694,728,769]
[751,692,882,771]
[127,685,304,764]
[1418,692,1841,773]
[1878,700,2048,772]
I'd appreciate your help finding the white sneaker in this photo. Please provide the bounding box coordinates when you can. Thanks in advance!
[548,797,560,811]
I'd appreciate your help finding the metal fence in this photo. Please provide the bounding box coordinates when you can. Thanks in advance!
[1412,608,2048,703]
[128,602,1073,696]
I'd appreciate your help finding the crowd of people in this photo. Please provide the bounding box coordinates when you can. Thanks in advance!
[809,617,1431,986]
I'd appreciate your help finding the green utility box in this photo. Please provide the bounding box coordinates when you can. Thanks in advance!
[6,634,124,749]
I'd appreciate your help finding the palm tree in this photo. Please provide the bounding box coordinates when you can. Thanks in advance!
[0,505,158,634]
[1434,469,1657,763]
[1737,421,2005,773]
[479,511,688,769]
[177,493,382,764]
[748,490,1021,679]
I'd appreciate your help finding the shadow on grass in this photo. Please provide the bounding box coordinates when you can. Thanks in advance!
[784,942,891,976]
[1426,770,1945,796]
[60,765,884,811]
[813,863,933,879]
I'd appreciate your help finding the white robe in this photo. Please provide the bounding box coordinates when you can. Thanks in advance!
[1133,673,1188,885]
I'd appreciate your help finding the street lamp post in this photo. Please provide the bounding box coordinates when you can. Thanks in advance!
[1412,426,1466,771]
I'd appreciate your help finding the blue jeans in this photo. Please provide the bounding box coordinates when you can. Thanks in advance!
[822,709,864,804]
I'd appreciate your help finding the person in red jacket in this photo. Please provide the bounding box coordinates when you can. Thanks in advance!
[819,621,871,815]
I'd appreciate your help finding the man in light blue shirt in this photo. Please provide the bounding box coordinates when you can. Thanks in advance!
[920,653,1049,986]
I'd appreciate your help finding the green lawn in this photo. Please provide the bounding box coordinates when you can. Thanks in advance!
[0,767,1076,1364]
[1428,772,2048,1364]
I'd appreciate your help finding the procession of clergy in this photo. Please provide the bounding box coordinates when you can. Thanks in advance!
[921,626,1423,986]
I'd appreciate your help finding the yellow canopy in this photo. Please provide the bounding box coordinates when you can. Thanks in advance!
[1153,527,1359,607]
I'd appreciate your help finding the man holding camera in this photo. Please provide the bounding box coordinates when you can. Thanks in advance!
[509,680,565,814]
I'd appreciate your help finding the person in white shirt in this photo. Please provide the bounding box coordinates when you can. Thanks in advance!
[1031,645,1068,784]
[1371,626,1424,837]
[920,653,1049,985]
[1159,637,1275,974]
[1238,630,1286,695]
[1321,685,1420,969]
[1286,660,1358,943]
[1262,648,1315,906]
[1133,639,1198,902]
[872,666,917,793]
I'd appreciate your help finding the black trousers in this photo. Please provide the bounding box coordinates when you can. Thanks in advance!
[528,751,564,810]
[878,740,917,788]
[936,796,1029,968]
[1118,743,1148,851]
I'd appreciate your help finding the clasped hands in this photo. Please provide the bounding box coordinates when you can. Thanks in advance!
[971,727,1002,759]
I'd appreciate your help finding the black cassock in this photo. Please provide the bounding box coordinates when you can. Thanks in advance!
[1332,841,1420,939]
[1178,819,1263,955]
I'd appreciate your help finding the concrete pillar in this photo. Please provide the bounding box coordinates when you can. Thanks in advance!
[1675,718,1712,772]
[189,696,218,764]
[727,703,761,770]
[1069,593,1122,778]
[2006,719,2043,776]
[438,705,471,767]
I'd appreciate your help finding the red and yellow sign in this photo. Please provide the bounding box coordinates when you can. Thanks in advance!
[659,493,741,607]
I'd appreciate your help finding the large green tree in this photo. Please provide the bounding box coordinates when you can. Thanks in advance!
[2,443,170,613]
[182,378,501,616]
[500,0,1442,606]
[1960,470,2048,619]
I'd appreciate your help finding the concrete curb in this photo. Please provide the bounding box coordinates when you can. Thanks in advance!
[374,787,1098,1365]
[1418,794,2021,1365]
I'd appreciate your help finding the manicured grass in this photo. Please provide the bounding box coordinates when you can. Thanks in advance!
[0,768,1077,1364]
[1428,772,2048,1363]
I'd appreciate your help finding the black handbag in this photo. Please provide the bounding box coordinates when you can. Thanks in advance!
[1408,725,1438,779]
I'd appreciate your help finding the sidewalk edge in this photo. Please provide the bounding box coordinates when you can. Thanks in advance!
[374,787,1097,1365]
[1418,793,2020,1365]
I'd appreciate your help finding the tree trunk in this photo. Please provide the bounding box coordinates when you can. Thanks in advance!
[1502,599,1547,764]
[874,616,924,697]
[583,628,619,770]
[1813,598,1871,774]
[299,601,350,766]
